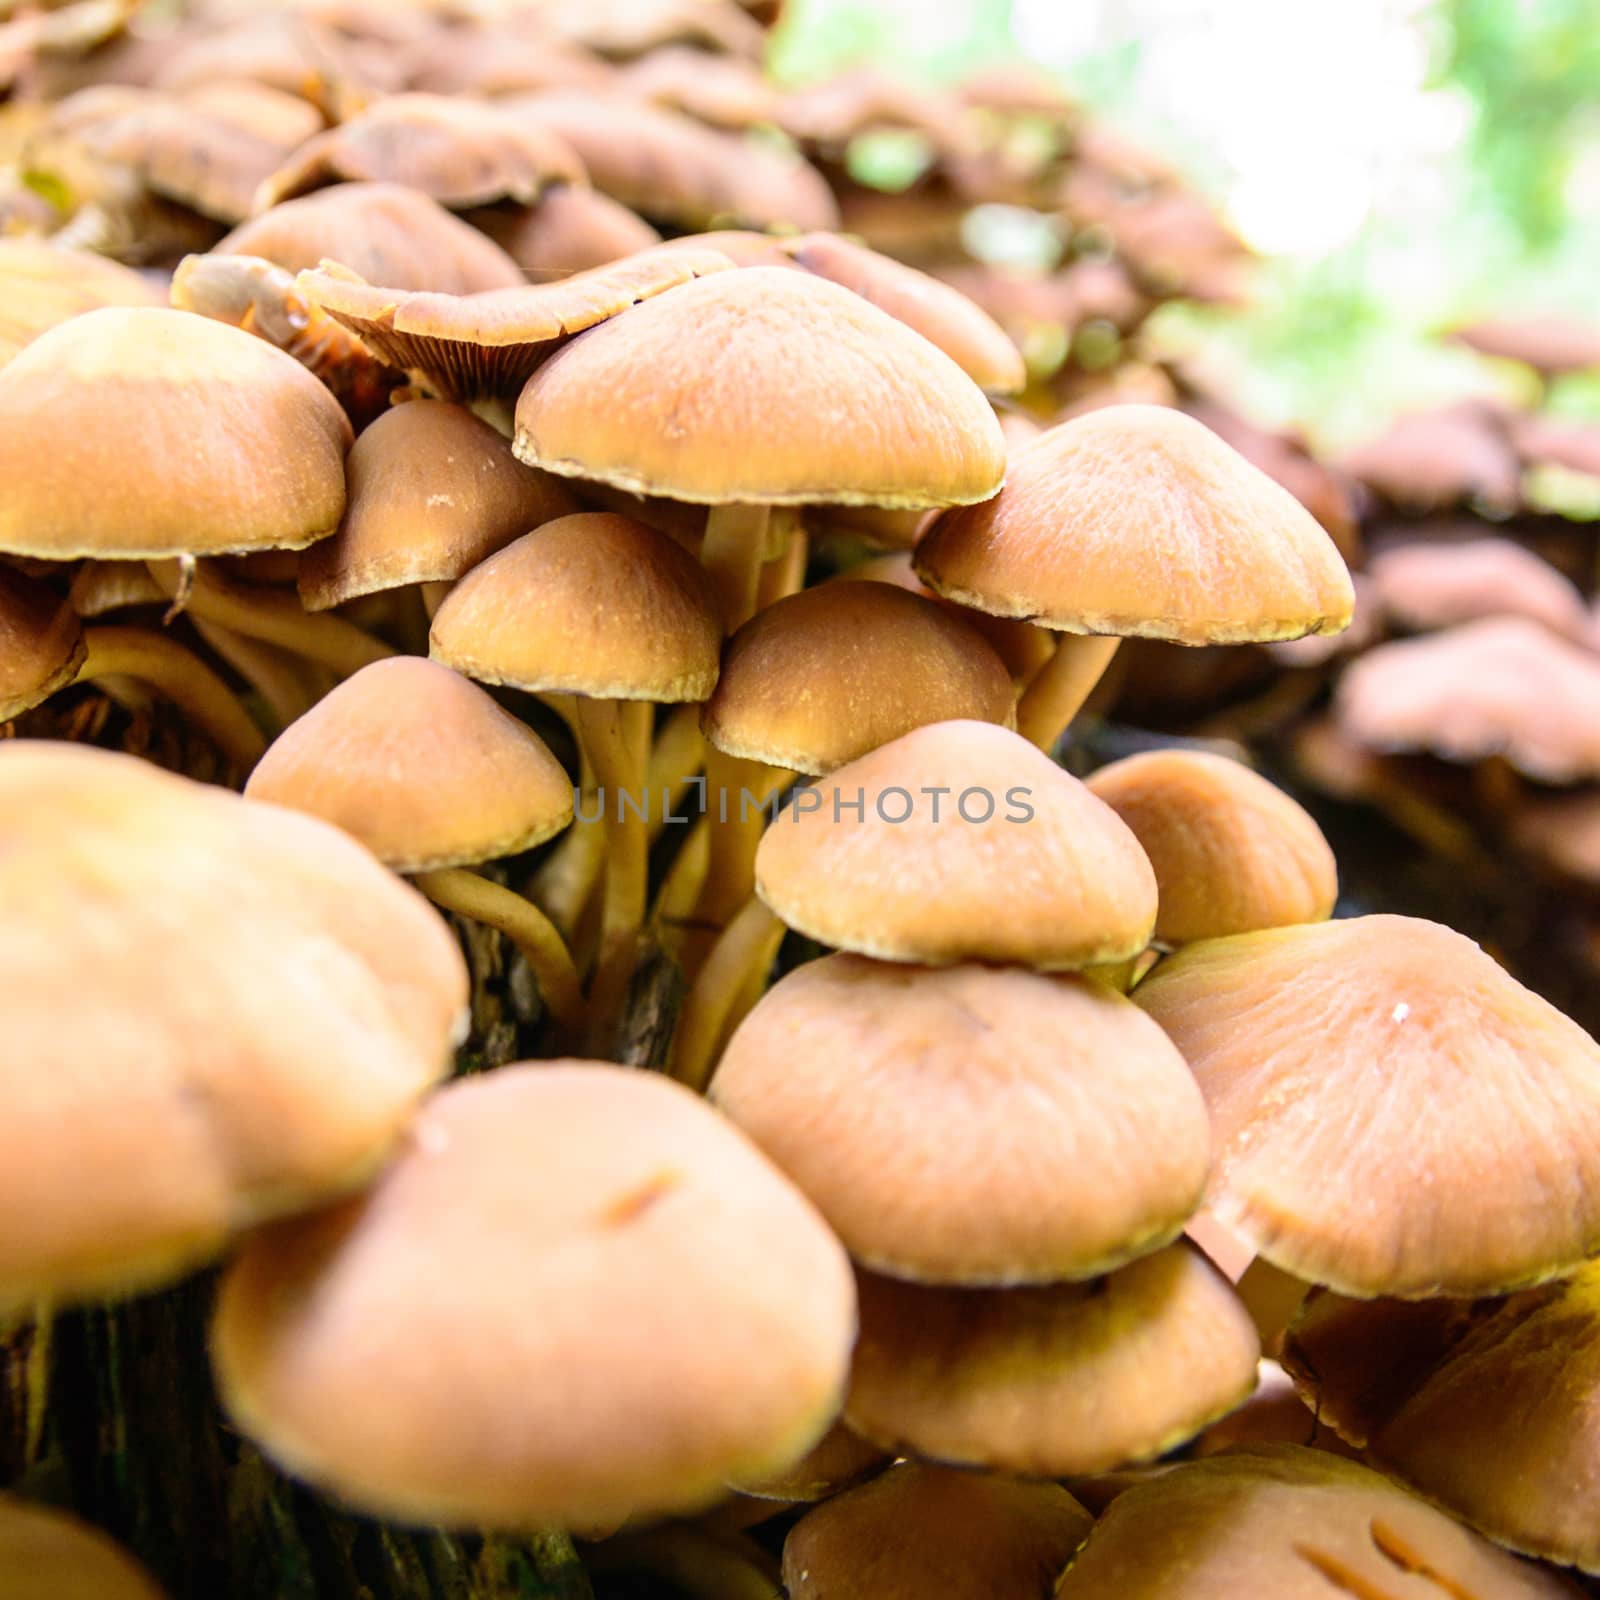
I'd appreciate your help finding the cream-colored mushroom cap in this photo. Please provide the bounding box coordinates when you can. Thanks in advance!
[915,404,1353,643]
[515,267,1006,508]
[245,658,573,873]
[783,1463,1092,1600]
[1135,914,1600,1297]
[702,583,1015,774]
[713,956,1210,1283]
[298,401,579,611]
[0,565,84,721]
[845,1245,1259,1476]
[0,1496,168,1600]
[430,512,723,702]
[0,742,467,1317]
[0,307,351,560]
[212,1062,856,1531]
[755,720,1158,968]
[1087,750,1337,943]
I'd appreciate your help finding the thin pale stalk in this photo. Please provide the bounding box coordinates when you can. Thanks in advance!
[701,504,770,631]
[190,617,314,730]
[1015,633,1122,751]
[670,897,785,1093]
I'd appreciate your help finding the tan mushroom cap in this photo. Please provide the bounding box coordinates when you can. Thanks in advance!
[212,1062,856,1531]
[472,184,661,277]
[1053,1445,1581,1599]
[298,400,579,611]
[702,583,1014,774]
[547,0,766,61]
[517,268,1007,508]
[1369,537,1591,642]
[254,93,586,212]
[1340,403,1521,512]
[1135,914,1600,1297]
[0,742,466,1317]
[621,47,783,131]
[1285,1272,1600,1571]
[1450,312,1600,376]
[0,565,84,721]
[1087,750,1337,943]
[0,239,162,367]
[298,244,735,399]
[731,1419,887,1503]
[756,720,1158,968]
[783,1463,1092,1600]
[915,405,1353,644]
[244,658,573,874]
[0,306,351,561]
[430,512,722,702]
[217,183,526,293]
[845,1244,1259,1476]
[1336,617,1600,783]
[713,956,1210,1284]
[0,1496,168,1600]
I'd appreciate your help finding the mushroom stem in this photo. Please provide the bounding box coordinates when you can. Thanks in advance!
[76,625,266,771]
[413,867,582,1034]
[530,748,604,944]
[419,581,453,621]
[1015,634,1122,751]
[671,897,785,1093]
[0,1304,52,1478]
[648,702,706,846]
[190,617,315,730]
[584,1526,782,1600]
[756,513,807,610]
[657,817,711,940]
[690,753,791,974]
[702,504,770,631]
[146,559,395,678]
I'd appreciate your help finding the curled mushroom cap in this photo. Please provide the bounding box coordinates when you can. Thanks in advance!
[702,583,1014,774]
[430,511,723,703]
[756,720,1157,968]
[712,956,1210,1284]
[0,564,84,721]
[515,267,1006,508]
[1336,617,1600,783]
[0,238,161,367]
[1087,750,1337,943]
[1053,1445,1581,1599]
[1450,312,1600,376]
[0,1495,168,1600]
[0,742,466,1316]
[1135,914,1600,1297]
[845,1244,1259,1476]
[245,658,573,874]
[298,400,579,611]
[783,1463,1092,1600]
[0,306,351,560]
[915,405,1353,644]
[212,1062,856,1531]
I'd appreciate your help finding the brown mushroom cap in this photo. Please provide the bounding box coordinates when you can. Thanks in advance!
[430,511,722,703]
[0,564,85,721]
[845,1244,1259,1476]
[731,1419,887,1504]
[244,658,573,874]
[516,267,1006,508]
[0,741,466,1316]
[1135,913,1600,1297]
[1450,312,1600,376]
[0,1495,168,1600]
[0,306,351,560]
[755,720,1157,968]
[298,400,579,611]
[702,583,1014,774]
[471,184,661,277]
[1086,750,1337,943]
[915,404,1353,644]
[712,955,1210,1284]
[0,239,162,367]
[1336,617,1600,783]
[783,1462,1092,1600]
[212,1062,856,1531]
[1369,537,1591,642]
[1052,1445,1581,1599]
[217,183,526,292]
[1340,403,1521,512]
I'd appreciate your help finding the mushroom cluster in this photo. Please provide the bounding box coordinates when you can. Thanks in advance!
[3,3,1600,1599]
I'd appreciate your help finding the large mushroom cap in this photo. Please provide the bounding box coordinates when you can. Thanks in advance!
[914,404,1353,643]
[1053,1445,1581,1598]
[212,1062,856,1531]
[755,720,1157,968]
[1135,913,1600,1297]
[783,1463,1092,1600]
[0,564,84,721]
[0,742,466,1316]
[0,238,162,368]
[0,1495,168,1599]
[712,956,1210,1284]
[245,657,574,873]
[514,267,1007,508]
[430,511,723,702]
[0,306,352,560]
[1087,750,1337,943]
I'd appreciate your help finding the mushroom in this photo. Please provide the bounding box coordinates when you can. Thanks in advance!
[0,1494,168,1599]
[1340,402,1521,513]
[211,1062,856,1531]
[541,0,767,62]
[469,184,661,279]
[244,657,582,1032]
[1450,310,1600,395]
[0,563,85,723]
[0,237,161,368]
[620,47,783,132]
[731,1419,887,1504]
